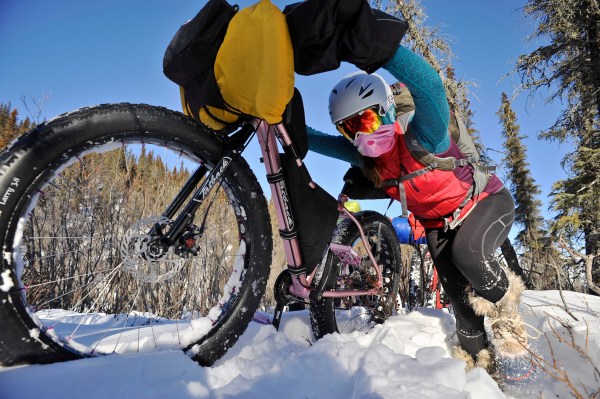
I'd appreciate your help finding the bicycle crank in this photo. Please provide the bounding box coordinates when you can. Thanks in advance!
[271,270,307,330]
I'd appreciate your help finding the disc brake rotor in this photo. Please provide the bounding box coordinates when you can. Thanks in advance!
[120,216,186,284]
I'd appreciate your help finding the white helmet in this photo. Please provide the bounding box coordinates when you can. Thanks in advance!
[328,71,395,124]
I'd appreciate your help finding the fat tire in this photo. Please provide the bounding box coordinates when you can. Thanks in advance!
[0,103,272,366]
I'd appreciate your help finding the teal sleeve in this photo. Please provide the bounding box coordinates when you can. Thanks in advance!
[383,46,450,154]
[306,126,364,167]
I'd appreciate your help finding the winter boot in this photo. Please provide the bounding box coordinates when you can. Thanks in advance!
[468,270,537,385]
[474,347,495,374]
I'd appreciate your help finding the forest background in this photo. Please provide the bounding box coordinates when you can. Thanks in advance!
[1,0,598,299]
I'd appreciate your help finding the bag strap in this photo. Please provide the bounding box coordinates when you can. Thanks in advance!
[382,128,495,224]
[404,128,465,171]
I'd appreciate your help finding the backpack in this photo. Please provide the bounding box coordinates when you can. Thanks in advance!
[390,81,483,168]
[386,83,495,228]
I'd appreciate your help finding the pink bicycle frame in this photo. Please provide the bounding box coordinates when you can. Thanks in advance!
[254,119,384,300]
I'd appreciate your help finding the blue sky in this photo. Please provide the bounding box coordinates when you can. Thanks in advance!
[0,0,572,225]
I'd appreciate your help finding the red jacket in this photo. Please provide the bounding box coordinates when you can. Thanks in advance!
[374,123,483,221]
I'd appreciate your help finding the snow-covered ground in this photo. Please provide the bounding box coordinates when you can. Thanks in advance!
[1,290,598,398]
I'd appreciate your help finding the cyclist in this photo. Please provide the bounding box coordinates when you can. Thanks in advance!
[306,45,534,381]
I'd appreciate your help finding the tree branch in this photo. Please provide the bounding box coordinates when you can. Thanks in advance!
[557,237,600,295]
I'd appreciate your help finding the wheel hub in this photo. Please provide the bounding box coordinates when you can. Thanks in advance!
[120,216,186,284]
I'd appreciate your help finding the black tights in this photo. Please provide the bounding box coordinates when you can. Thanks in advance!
[426,187,515,357]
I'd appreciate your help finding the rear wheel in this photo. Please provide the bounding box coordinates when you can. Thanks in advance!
[310,211,401,338]
[403,244,434,310]
[0,103,272,366]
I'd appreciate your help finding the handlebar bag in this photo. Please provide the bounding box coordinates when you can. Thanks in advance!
[284,0,408,75]
[211,0,294,130]
[163,0,237,129]
[164,0,295,132]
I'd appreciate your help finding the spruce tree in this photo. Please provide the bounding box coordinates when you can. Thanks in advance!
[374,0,451,71]
[497,93,545,246]
[0,103,33,148]
[514,0,600,291]
[497,92,553,288]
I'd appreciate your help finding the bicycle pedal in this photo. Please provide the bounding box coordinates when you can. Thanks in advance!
[329,243,361,266]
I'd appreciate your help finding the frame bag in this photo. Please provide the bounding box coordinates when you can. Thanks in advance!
[281,153,338,273]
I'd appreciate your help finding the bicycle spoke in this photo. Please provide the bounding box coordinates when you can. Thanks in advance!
[104,287,148,354]
[60,264,125,337]
[24,266,115,290]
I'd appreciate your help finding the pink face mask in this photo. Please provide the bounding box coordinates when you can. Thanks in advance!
[353,123,397,157]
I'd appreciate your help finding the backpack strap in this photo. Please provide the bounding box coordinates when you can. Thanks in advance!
[448,110,462,144]
[404,128,470,170]
[384,124,496,228]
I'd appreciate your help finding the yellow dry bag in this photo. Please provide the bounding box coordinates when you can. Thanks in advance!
[178,0,294,131]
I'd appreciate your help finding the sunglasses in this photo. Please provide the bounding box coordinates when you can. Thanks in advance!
[336,108,382,141]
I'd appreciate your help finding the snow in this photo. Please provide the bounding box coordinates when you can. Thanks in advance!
[0,268,14,292]
[1,290,599,398]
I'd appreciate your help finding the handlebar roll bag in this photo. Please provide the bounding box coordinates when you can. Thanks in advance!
[164,0,295,132]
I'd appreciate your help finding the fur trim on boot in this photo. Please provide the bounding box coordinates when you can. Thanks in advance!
[468,270,529,357]
[475,348,496,375]
[452,346,496,375]
[452,346,475,370]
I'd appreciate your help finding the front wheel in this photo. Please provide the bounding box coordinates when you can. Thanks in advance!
[310,211,401,339]
[0,103,272,366]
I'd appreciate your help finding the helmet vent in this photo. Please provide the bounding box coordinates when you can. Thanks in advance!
[359,82,374,98]
[328,72,390,124]
[360,88,374,99]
